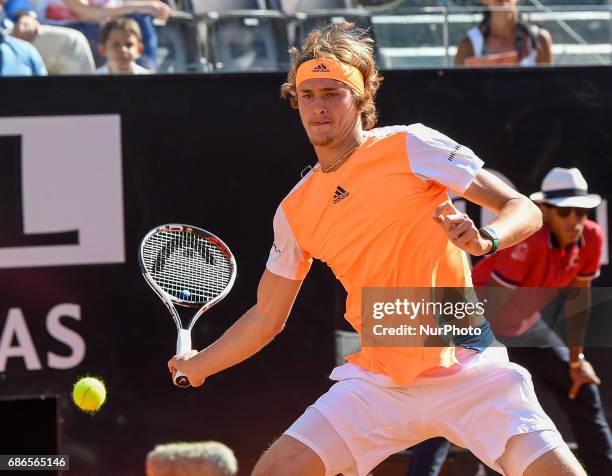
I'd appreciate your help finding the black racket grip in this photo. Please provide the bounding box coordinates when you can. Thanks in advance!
[174,371,191,388]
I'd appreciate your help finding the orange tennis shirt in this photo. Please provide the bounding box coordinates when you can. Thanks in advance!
[266,124,484,386]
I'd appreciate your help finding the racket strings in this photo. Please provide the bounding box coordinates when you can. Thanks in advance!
[149,245,230,300]
[142,230,233,304]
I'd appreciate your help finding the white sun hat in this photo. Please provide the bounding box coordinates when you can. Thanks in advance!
[530,167,601,208]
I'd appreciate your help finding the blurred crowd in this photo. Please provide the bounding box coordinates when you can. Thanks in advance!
[0,0,170,74]
[0,0,556,76]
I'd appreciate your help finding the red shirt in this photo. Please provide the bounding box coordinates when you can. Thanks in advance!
[472,220,603,335]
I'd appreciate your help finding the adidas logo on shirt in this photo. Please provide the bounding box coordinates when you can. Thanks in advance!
[311,63,330,73]
[332,186,350,204]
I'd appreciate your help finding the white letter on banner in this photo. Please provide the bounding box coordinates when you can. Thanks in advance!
[46,304,85,369]
[0,308,43,371]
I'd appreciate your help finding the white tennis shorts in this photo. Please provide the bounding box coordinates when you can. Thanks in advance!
[285,346,564,475]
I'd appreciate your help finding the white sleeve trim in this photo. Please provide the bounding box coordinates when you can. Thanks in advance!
[405,123,484,194]
[266,206,311,281]
[491,271,518,289]
[575,270,600,281]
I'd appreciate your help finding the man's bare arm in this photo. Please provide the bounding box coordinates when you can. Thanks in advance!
[565,277,591,354]
[464,169,543,249]
[168,269,303,386]
[564,278,601,399]
[434,169,542,256]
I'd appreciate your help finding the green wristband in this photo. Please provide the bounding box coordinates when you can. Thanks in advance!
[479,226,499,255]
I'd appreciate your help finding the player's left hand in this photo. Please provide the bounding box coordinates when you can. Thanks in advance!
[168,350,206,387]
[568,359,601,400]
[433,200,492,256]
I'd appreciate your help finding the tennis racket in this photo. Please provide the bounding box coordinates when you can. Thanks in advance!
[138,224,237,388]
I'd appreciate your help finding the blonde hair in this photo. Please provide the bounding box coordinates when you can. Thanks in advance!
[146,441,238,476]
[280,22,383,131]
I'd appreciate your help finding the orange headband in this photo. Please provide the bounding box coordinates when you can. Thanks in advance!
[296,58,365,96]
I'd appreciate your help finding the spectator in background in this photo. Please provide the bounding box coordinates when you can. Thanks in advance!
[455,0,553,66]
[96,17,150,74]
[408,167,612,476]
[36,0,171,70]
[0,17,47,75]
[3,0,95,74]
[146,441,238,476]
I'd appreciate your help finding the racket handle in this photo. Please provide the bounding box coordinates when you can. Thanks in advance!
[174,371,190,388]
[174,329,192,388]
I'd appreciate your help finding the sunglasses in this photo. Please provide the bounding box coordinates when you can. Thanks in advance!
[546,204,588,218]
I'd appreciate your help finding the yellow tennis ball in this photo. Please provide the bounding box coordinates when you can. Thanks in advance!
[72,377,107,413]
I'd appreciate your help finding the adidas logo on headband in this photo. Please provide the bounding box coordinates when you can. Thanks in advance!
[311,63,330,73]
[296,58,365,95]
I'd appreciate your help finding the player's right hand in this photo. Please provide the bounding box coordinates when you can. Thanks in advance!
[168,350,206,387]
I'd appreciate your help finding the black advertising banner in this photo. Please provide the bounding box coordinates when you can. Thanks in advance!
[0,68,611,475]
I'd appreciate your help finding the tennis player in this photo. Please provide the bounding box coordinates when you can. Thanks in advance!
[168,23,586,476]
